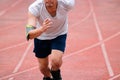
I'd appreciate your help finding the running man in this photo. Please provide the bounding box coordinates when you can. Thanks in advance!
[26,0,75,80]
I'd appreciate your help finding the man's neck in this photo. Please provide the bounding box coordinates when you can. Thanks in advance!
[45,2,58,17]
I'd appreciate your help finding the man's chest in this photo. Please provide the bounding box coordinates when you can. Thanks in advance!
[39,7,67,25]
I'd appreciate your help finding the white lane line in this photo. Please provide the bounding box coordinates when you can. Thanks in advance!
[11,0,22,7]
[89,0,114,77]
[7,42,33,80]
[0,32,119,80]
[70,5,93,28]
[104,32,120,42]
[0,10,6,16]
[70,10,92,29]
[0,22,23,31]
[0,66,38,80]
[0,0,23,17]
[8,77,14,80]
[0,42,27,52]
[0,25,17,31]
[109,73,120,80]
[13,42,32,73]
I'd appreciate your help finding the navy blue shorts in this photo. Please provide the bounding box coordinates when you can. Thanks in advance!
[33,34,67,58]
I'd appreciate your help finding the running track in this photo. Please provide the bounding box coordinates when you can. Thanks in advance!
[0,0,120,80]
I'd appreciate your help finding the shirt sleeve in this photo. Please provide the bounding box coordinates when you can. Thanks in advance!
[59,0,75,11]
[28,1,41,17]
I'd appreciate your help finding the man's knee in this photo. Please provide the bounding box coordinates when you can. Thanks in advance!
[51,58,62,68]
[50,50,63,70]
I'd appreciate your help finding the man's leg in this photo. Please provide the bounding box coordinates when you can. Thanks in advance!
[50,50,63,80]
[37,57,52,80]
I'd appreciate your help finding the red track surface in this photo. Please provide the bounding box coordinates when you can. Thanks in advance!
[0,0,120,80]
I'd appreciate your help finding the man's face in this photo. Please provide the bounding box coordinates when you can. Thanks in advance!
[44,0,57,7]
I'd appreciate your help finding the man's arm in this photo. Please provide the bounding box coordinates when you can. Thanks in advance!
[26,12,52,40]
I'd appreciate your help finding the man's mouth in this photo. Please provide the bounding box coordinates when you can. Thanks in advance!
[46,2,54,7]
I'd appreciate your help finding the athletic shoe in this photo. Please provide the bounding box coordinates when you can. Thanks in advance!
[51,69,62,80]
[43,77,53,80]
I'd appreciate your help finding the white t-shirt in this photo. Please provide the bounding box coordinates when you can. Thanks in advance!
[29,0,75,40]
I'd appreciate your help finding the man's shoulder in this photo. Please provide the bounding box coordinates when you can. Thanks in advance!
[28,0,44,17]
[36,0,43,4]
[31,0,43,6]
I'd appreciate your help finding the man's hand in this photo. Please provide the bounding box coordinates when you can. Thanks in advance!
[41,18,53,32]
